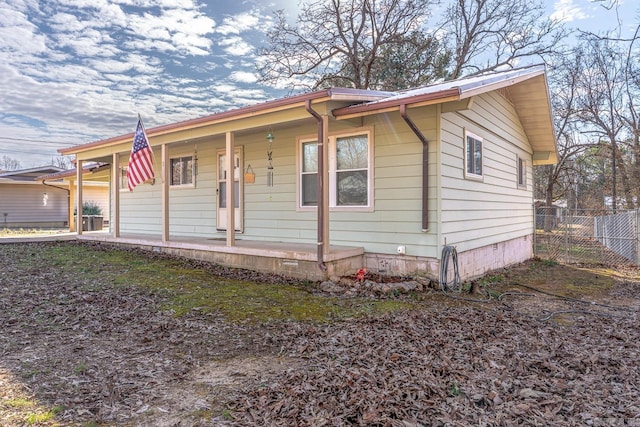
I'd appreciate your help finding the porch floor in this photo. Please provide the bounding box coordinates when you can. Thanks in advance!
[76,231,365,280]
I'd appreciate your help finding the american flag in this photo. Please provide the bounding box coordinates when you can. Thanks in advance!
[127,117,154,191]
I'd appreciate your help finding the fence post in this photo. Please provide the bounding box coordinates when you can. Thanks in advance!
[636,209,640,266]
[564,208,569,261]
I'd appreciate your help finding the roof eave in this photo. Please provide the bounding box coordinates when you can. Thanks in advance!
[59,88,388,156]
[332,88,462,119]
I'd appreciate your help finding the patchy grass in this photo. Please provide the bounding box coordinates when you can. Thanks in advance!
[483,257,617,300]
[6,241,415,323]
[0,227,68,237]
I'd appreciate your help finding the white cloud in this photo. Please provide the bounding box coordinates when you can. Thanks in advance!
[229,70,257,83]
[216,10,262,35]
[0,0,283,167]
[219,36,254,56]
[551,0,589,23]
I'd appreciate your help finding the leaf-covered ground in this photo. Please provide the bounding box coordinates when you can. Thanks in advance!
[0,241,639,426]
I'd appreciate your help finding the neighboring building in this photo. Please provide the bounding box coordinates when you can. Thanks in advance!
[59,65,557,281]
[37,164,111,230]
[0,166,68,228]
[0,165,109,229]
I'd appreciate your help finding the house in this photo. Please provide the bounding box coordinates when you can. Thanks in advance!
[0,165,110,229]
[0,166,67,228]
[58,64,557,281]
[36,163,111,231]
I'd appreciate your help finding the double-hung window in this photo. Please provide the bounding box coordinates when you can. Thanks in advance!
[465,131,483,179]
[299,131,372,210]
[170,156,194,186]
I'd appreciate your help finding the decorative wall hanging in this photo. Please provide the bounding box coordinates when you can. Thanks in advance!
[266,130,274,186]
[244,164,255,184]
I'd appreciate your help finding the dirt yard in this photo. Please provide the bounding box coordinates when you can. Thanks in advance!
[1,241,639,426]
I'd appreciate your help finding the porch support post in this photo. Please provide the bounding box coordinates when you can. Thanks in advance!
[76,159,83,235]
[111,153,120,238]
[68,179,76,232]
[225,131,235,246]
[161,144,169,242]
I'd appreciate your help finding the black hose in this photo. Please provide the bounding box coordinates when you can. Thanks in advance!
[439,245,461,292]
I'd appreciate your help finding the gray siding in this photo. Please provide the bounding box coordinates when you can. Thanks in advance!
[0,183,68,226]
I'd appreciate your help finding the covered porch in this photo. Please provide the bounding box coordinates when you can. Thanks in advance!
[76,231,364,281]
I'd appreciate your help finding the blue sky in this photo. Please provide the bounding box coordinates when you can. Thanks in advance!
[0,0,637,168]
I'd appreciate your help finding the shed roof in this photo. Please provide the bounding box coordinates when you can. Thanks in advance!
[0,166,65,182]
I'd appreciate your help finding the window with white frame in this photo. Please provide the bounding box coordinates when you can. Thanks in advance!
[465,130,483,178]
[170,156,194,186]
[119,166,128,190]
[517,156,526,188]
[299,131,372,209]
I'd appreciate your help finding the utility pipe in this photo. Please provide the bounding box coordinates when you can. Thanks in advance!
[400,104,429,231]
[305,100,327,272]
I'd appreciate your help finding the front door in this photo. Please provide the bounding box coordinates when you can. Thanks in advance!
[217,148,243,231]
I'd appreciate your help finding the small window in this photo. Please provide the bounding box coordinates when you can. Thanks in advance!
[465,131,483,178]
[170,156,194,186]
[119,167,128,190]
[301,141,318,206]
[517,156,526,188]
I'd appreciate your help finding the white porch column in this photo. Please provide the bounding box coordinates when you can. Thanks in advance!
[161,144,169,242]
[68,179,76,232]
[226,131,235,246]
[111,153,120,237]
[76,159,83,235]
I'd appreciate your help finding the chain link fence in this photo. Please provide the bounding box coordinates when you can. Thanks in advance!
[535,207,639,266]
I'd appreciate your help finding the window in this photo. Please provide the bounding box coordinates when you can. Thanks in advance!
[301,141,318,206]
[119,167,128,190]
[465,131,483,178]
[517,156,526,188]
[170,156,194,186]
[299,131,372,209]
[335,135,369,206]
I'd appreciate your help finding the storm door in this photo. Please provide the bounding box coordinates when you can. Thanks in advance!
[216,147,243,231]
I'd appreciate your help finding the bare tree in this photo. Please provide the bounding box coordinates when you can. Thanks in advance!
[0,156,21,171]
[534,51,594,229]
[52,156,72,170]
[440,0,567,79]
[257,0,447,91]
[619,24,640,206]
[574,35,634,210]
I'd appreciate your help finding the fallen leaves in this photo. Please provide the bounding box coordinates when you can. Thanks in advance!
[0,241,639,426]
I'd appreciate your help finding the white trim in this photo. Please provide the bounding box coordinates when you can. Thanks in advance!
[464,129,484,181]
[517,155,527,189]
[296,129,374,212]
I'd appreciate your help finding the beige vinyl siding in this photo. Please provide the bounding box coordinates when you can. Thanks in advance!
[0,183,67,226]
[80,184,110,220]
[440,91,534,252]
